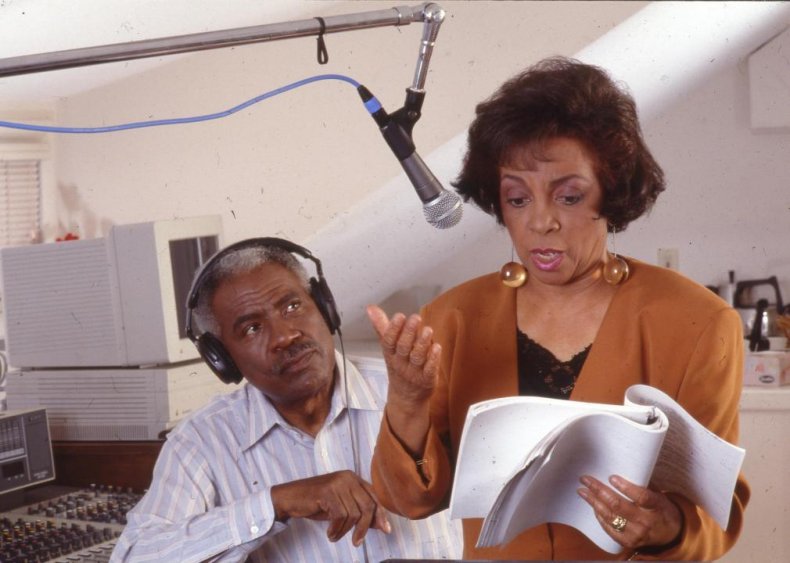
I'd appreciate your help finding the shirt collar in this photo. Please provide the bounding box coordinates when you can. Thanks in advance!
[242,349,384,451]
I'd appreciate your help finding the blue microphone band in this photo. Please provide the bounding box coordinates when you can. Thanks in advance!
[363,96,382,114]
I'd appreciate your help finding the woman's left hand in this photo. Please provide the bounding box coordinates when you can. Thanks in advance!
[578,474,683,551]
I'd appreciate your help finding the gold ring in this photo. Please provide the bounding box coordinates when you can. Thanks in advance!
[611,515,627,533]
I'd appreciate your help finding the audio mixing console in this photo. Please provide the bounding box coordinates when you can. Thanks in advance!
[0,484,143,562]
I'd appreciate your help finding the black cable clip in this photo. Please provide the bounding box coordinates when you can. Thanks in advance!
[315,17,329,65]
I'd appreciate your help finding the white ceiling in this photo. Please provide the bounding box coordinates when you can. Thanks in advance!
[0,0,335,103]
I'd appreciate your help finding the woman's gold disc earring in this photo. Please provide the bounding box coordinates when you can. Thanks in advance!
[602,254,629,285]
[500,261,528,288]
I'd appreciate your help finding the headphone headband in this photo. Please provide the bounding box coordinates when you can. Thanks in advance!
[186,237,323,310]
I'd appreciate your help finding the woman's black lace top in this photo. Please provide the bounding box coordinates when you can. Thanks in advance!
[517,329,591,399]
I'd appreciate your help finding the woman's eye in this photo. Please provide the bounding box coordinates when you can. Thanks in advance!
[556,193,583,206]
[506,196,530,208]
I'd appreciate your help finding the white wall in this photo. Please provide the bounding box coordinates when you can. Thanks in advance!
[339,1,790,338]
[622,61,790,295]
[414,37,790,310]
[47,1,644,236]
[33,1,790,337]
[43,0,644,323]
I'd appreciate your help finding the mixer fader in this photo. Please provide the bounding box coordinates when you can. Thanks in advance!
[0,484,144,562]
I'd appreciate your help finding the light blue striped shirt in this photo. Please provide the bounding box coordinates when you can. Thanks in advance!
[111,352,461,562]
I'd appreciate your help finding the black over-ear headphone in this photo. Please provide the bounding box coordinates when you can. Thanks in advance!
[185,237,341,384]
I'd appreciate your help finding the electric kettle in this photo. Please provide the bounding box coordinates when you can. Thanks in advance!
[733,276,785,351]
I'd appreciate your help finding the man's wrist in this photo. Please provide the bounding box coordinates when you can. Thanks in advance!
[269,484,290,523]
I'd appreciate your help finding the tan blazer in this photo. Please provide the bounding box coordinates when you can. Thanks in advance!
[372,258,750,560]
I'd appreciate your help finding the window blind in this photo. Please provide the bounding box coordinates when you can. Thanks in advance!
[0,159,41,247]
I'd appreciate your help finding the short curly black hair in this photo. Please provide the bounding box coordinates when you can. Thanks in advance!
[452,57,665,232]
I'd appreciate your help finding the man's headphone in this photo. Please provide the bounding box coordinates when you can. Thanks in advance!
[185,237,341,385]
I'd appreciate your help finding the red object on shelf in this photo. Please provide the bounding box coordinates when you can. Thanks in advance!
[55,232,80,241]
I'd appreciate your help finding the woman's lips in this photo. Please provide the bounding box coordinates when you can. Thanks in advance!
[530,249,563,271]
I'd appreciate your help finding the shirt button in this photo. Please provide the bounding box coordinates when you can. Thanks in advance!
[250,525,260,534]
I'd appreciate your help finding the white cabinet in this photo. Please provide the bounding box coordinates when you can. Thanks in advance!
[721,387,790,562]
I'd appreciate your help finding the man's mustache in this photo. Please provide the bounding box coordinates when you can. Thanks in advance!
[272,341,321,374]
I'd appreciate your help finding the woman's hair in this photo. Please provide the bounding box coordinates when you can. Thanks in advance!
[453,56,665,232]
[193,244,309,335]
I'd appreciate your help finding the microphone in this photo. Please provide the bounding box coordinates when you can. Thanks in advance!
[358,85,462,229]
[400,150,463,229]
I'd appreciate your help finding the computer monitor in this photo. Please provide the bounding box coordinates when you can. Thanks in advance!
[0,215,222,368]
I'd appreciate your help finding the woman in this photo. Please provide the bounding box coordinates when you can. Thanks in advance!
[367,57,749,560]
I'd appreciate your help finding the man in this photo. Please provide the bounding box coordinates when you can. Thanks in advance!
[111,239,460,562]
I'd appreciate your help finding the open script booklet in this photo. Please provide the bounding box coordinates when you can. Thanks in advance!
[449,384,745,554]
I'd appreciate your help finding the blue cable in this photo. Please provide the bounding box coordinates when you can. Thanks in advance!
[0,73,372,134]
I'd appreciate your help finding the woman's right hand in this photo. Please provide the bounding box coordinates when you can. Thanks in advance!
[366,304,440,455]
[366,304,440,404]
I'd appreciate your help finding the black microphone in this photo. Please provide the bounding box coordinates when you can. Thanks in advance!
[358,85,462,229]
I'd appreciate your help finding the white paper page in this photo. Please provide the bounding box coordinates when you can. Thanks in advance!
[624,384,746,529]
[476,421,569,546]
[449,396,654,519]
[477,454,546,547]
[477,411,668,553]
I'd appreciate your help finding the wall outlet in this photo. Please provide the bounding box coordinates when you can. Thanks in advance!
[657,248,679,270]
